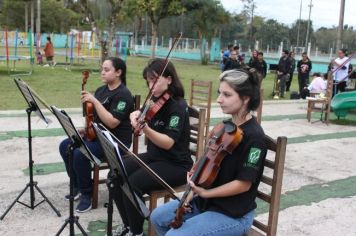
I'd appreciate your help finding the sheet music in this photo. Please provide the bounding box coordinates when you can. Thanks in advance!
[102,130,127,176]
[51,106,101,166]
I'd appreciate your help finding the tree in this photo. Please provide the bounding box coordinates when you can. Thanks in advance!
[136,0,185,58]
[75,0,125,61]
[0,0,79,33]
[289,19,314,47]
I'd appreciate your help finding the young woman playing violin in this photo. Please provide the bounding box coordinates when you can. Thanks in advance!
[59,57,134,213]
[150,68,267,236]
[112,58,192,236]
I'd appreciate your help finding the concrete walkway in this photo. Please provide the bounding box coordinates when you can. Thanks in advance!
[0,100,356,236]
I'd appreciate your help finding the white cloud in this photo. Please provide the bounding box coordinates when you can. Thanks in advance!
[219,0,356,29]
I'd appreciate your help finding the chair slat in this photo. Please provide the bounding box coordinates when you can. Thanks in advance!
[261,175,273,186]
[257,189,271,203]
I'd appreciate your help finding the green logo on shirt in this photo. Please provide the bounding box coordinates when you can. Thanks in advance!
[116,101,126,111]
[246,148,261,168]
[169,116,179,128]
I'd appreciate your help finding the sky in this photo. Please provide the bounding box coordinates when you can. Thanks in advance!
[219,0,356,29]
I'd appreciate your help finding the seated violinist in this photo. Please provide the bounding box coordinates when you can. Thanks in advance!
[59,57,133,213]
[111,58,193,236]
[150,68,267,236]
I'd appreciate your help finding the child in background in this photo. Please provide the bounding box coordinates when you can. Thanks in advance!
[36,51,43,65]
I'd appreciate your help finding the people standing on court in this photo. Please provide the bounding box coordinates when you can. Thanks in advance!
[59,57,133,213]
[332,48,350,94]
[277,50,292,98]
[297,52,312,95]
[286,51,296,92]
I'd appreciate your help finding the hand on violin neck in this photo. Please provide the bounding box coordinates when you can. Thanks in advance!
[189,181,210,198]
[81,91,95,104]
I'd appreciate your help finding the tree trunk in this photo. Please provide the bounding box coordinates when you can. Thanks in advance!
[151,23,159,58]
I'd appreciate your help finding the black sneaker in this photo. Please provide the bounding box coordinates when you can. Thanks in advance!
[113,225,129,236]
[75,194,92,213]
[65,189,80,201]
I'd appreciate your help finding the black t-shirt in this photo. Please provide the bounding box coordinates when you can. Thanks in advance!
[297,59,312,75]
[194,117,267,218]
[146,97,193,168]
[94,83,133,147]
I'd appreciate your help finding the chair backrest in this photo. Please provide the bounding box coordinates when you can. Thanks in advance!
[325,71,334,100]
[132,94,141,154]
[189,79,213,138]
[247,135,287,236]
[187,106,206,161]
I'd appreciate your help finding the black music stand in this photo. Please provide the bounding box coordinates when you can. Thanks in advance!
[0,79,60,220]
[93,123,150,236]
[51,106,101,236]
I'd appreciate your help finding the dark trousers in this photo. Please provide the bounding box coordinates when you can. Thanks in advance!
[286,72,294,91]
[59,138,104,196]
[112,153,189,234]
[333,81,347,97]
[298,73,310,94]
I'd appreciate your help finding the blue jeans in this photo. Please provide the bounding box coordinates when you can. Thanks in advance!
[59,138,104,196]
[150,199,255,236]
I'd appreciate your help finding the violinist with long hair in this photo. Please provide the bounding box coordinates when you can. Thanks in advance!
[151,68,267,236]
[112,58,192,236]
[59,57,133,213]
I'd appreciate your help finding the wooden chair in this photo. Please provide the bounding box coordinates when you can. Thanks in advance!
[91,95,141,209]
[306,71,333,124]
[247,135,287,236]
[146,106,206,236]
[189,79,213,139]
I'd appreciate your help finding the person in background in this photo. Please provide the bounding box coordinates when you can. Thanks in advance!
[332,48,350,95]
[300,72,327,99]
[277,49,291,98]
[286,51,296,92]
[221,44,234,71]
[43,36,55,67]
[249,52,267,82]
[36,51,43,65]
[223,48,242,71]
[297,52,312,95]
[248,49,259,67]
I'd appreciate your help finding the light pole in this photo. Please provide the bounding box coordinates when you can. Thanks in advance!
[336,0,346,52]
[305,0,313,50]
[296,0,302,47]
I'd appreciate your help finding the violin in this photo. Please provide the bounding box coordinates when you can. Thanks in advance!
[82,70,96,141]
[134,33,182,136]
[133,91,171,135]
[170,120,243,229]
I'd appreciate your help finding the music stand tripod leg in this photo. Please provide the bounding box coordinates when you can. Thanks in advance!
[105,174,115,236]
[1,106,60,220]
[0,183,30,220]
[55,143,88,236]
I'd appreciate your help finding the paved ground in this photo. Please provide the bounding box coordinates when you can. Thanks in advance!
[0,100,356,236]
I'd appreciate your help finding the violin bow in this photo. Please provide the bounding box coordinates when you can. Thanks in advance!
[98,123,181,201]
[140,32,183,108]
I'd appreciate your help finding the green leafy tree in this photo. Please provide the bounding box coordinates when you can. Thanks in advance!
[136,0,185,57]
[74,0,125,61]
[289,19,314,47]
[0,0,79,33]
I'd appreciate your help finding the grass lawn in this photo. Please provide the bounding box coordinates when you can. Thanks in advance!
[0,55,297,110]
